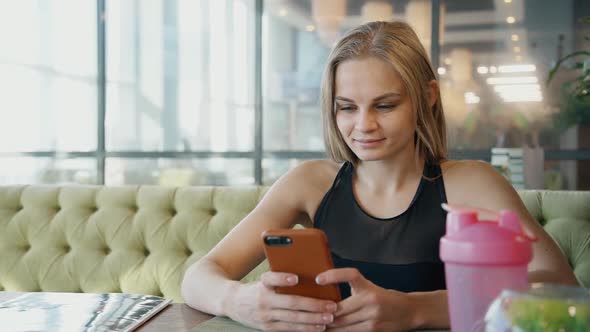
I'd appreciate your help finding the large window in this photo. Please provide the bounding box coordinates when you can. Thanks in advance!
[0,0,257,186]
[0,1,97,153]
[438,0,590,189]
[104,0,257,185]
[106,0,255,152]
[2,0,589,188]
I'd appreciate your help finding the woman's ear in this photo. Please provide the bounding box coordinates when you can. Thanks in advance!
[427,80,439,109]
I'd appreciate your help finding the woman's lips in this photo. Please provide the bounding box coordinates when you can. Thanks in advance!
[353,138,385,148]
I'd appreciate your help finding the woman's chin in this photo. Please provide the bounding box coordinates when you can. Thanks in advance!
[354,151,387,162]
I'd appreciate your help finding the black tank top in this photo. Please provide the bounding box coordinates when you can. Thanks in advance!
[313,161,447,298]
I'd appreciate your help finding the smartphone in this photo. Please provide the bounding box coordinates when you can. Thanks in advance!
[261,228,341,302]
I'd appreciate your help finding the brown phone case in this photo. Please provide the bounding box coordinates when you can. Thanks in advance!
[261,228,341,302]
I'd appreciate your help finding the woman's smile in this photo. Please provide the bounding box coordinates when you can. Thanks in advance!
[353,138,386,148]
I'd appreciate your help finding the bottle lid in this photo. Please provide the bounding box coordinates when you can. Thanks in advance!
[439,204,535,265]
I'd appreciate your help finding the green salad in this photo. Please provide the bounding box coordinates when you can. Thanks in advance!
[507,297,590,332]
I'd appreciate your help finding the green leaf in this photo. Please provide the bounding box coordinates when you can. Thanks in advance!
[547,51,590,85]
[573,62,585,69]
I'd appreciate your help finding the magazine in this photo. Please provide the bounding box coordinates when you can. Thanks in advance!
[0,292,172,332]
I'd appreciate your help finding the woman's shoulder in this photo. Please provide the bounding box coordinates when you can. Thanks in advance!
[269,159,342,193]
[440,159,494,176]
[282,159,343,190]
[267,160,343,223]
[440,159,514,205]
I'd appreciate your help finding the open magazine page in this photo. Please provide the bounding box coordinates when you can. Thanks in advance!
[0,292,172,332]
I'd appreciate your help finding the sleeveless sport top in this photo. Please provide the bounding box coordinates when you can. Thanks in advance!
[313,161,447,298]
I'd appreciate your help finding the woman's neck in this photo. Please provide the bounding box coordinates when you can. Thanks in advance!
[354,151,425,195]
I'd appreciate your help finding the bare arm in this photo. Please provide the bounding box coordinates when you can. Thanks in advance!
[408,290,449,329]
[443,160,579,286]
[181,160,337,320]
[181,257,242,315]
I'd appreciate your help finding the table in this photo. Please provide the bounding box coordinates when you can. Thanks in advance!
[0,292,448,331]
[0,292,213,332]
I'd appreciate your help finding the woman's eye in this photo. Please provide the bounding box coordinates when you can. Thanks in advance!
[376,104,396,110]
[338,105,356,111]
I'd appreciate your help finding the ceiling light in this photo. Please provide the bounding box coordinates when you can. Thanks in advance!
[495,84,543,103]
[279,8,288,16]
[464,92,480,104]
[477,66,489,74]
[504,0,512,3]
[305,25,316,32]
[437,67,446,75]
[506,16,516,24]
[486,76,538,85]
[489,66,497,74]
[513,46,521,53]
[498,64,536,73]
[502,95,543,103]
[511,34,519,41]
[516,55,522,61]
[444,57,452,65]
[493,84,540,93]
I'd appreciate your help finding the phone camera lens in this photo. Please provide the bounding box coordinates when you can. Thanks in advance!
[264,236,279,245]
[264,236,292,246]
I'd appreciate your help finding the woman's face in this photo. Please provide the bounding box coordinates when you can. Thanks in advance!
[334,56,416,162]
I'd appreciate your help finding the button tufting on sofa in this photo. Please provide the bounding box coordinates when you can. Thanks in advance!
[1,186,586,304]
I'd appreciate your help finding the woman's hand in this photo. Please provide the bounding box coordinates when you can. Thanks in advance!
[226,271,339,331]
[316,268,417,332]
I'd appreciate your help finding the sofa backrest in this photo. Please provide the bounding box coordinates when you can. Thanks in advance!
[518,190,590,287]
[0,186,588,302]
[0,185,269,302]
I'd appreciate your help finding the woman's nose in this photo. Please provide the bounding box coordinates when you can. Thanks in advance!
[355,110,378,132]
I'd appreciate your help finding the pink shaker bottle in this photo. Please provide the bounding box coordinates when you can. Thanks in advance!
[439,205,535,332]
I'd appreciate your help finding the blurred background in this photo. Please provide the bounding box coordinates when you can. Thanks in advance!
[0,0,589,188]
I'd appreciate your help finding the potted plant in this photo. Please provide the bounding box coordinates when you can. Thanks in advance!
[546,16,590,131]
[545,16,590,190]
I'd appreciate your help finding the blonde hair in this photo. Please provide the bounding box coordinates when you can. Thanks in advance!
[321,21,447,165]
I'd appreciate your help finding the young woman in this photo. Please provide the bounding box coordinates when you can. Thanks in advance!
[181,21,577,332]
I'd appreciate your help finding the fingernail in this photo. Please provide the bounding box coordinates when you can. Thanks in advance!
[286,276,297,284]
[325,303,337,312]
[323,314,333,323]
[315,325,325,331]
[315,276,324,284]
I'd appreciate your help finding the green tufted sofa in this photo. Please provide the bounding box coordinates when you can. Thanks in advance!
[0,185,588,303]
